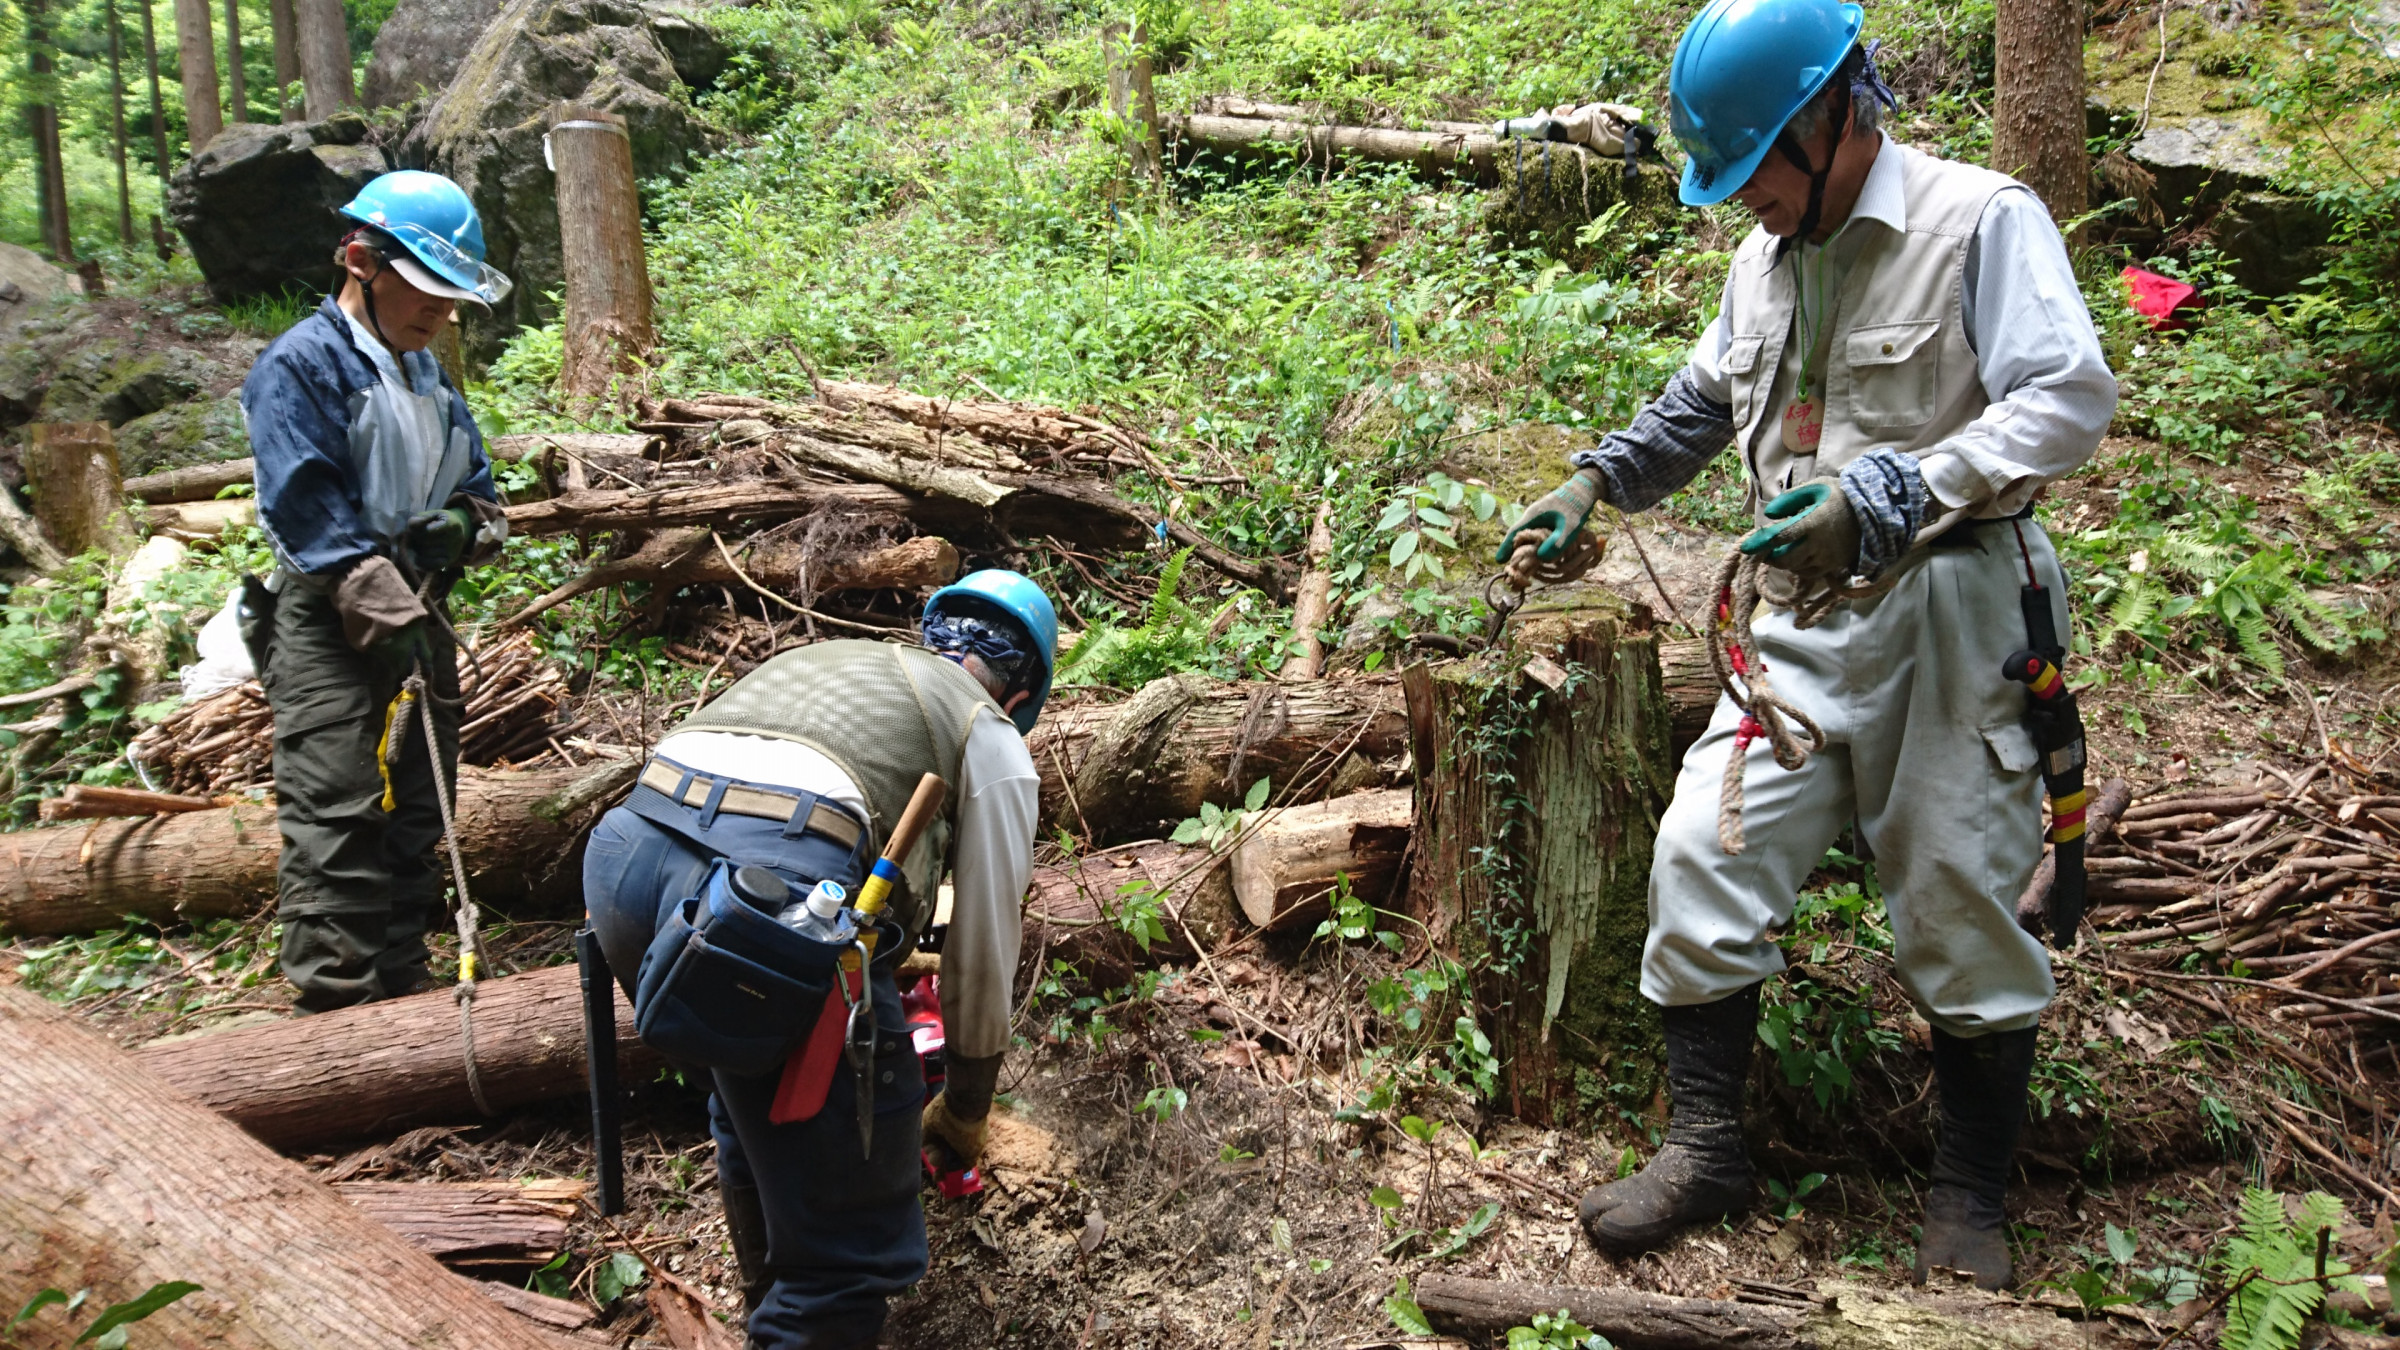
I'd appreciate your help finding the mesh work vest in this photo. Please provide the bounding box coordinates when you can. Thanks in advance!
[673,640,1000,931]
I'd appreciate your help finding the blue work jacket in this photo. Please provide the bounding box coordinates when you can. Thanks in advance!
[240,297,498,580]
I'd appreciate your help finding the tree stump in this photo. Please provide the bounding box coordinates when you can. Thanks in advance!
[1405,596,1675,1125]
[24,422,136,557]
[550,104,654,418]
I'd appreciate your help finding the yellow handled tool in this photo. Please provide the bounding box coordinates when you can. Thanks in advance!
[850,772,948,954]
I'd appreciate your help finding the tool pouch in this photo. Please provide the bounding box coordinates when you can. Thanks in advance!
[632,859,850,1076]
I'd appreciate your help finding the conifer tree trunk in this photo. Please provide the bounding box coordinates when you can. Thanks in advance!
[108,0,136,246]
[293,0,352,119]
[1405,599,1675,1126]
[1992,0,2089,226]
[23,0,76,263]
[173,0,223,150]
[140,0,172,178]
[221,0,247,122]
[269,0,299,120]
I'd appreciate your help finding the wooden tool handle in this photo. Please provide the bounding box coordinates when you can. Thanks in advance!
[882,772,949,865]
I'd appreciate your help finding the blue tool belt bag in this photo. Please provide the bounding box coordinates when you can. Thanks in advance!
[635,859,858,1075]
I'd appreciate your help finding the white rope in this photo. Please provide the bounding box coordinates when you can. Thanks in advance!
[1704,550,1832,855]
[411,658,494,1117]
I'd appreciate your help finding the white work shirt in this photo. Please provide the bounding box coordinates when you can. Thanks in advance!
[1684,132,2117,514]
[654,713,1039,1062]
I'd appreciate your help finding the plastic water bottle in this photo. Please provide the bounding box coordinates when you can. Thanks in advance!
[777,878,855,944]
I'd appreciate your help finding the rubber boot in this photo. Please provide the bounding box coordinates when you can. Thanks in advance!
[719,1176,774,1322]
[1913,1025,2038,1291]
[1579,982,1760,1253]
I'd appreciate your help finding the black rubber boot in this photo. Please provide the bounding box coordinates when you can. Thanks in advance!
[1914,1024,2039,1291]
[1579,982,1760,1253]
[720,1176,774,1321]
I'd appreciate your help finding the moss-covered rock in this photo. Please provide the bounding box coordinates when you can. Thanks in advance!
[166,113,395,304]
[114,396,252,477]
[36,344,222,427]
[1482,147,1681,266]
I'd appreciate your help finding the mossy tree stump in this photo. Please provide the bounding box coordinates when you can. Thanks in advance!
[1404,596,1677,1126]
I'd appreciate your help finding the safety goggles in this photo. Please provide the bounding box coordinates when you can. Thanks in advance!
[379,220,514,306]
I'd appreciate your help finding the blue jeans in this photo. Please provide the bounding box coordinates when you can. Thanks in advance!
[583,796,927,1349]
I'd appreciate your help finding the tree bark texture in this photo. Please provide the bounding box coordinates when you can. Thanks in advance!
[138,0,171,176]
[172,0,223,150]
[106,0,135,247]
[1017,838,1231,988]
[25,0,76,263]
[25,422,136,557]
[1168,113,1500,185]
[1230,787,1411,932]
[332,1180,581,1265]
[124,455,258,503]
[496,528,959,630]
[1030,674,1411,844]
[0,765,607,938]
[1405,601,1675,1126]
[1412,1272,2088,1350]
[0,984,580,1349]
[1991,0,2089,225]
[221,0,247,122]
[550,106,655,417]
[137,964,658,1150]
[37,784,224,821]
[292,0,352,120]
[269,0,300,119]
[1284,500,1334,680]
[0,479,69,573]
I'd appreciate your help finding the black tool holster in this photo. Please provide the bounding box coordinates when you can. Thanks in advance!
[2002,583,2090,948]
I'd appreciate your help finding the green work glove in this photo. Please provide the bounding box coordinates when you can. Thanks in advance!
[404,507,476,576]
[1739,478,1862,584]
[1495,467,1606,563]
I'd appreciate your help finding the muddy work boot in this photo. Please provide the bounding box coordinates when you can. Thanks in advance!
[1579,983,1760,1253]
[1913,1025,2039,1291]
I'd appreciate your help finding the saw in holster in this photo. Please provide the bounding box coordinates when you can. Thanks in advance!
[575,926,625,1215]
[2001,577,2090,948]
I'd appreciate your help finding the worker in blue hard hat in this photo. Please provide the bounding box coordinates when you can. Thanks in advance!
[1495,0,2117,1291]
[580,569,1054,1350]
[236,169,513,1012]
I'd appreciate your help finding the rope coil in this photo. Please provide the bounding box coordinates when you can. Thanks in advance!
[1705,550,1830,855]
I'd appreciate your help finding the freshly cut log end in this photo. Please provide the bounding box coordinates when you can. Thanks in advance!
[1231,788,1411,932]
[136,964,660,1151]
[0,983,581,1349]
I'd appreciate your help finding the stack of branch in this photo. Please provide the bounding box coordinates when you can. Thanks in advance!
[128,632,572,794]
[2068,766,2400,1038]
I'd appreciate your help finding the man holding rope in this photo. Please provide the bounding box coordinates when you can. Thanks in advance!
[240,170,510,1013]
[1495,0,2115,1289]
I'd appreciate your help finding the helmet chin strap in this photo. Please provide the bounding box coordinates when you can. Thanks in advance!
[1772,80,1854,261]
[341,230,402,354]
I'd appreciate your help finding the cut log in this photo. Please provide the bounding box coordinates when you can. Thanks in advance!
[0,764,612,937]
[1407,599,1675,1124]
[0,982,576,1348]
[1168,112,1501,185]
[138,963,659,1150]
[124,455,255,503]
[335,1179,582,1265]
[25,421,137,556]
[1018,838,1231,988]
[1657,636,1716,756]
[550,106,654,418]
[142,495,255,539]
[1284,500,1333,679]
[1034,675,1411,844]
[498,529,959,631]
[476,1280,597,1331]
[1412,1273,2091,1350]
[36,783,223,820]
[1230,787,1411,932]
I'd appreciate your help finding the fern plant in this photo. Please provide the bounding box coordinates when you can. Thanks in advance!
[2215,1187,2367,1350]
[1053,548,1211,689]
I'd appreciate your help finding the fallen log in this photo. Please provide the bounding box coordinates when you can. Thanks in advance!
[0,764,615,937]
[37,783,224,820]
[335,1179,583,1266]
[1230,787,1411,932]
[123,455,257,504]
[499,528,959,631]
[0,983,575,1349]
[1168,112,1503,185]
[1031,675,1411,844]
[1019,838,1231,987]
[138,963,659,1150]
[1413,1272,2086,1350]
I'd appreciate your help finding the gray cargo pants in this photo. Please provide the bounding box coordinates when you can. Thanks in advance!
[253,581,461,1013]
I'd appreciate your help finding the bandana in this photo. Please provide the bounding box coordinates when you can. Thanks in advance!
[923,609,1034,691]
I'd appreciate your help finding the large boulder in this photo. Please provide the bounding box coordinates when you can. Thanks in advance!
[115,395,253,477]
[0,242,75,347]
[167,113,395,303]
[407,0,714,360]
[361,0,509,108]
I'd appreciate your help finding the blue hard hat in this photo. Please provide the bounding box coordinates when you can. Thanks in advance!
[1668,0,1864,206]
[340,170,514,306]
[923,570,1059,734]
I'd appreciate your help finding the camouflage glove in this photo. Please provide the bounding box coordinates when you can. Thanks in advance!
[1739,478,1861,586]
[1495,467,1606,564]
